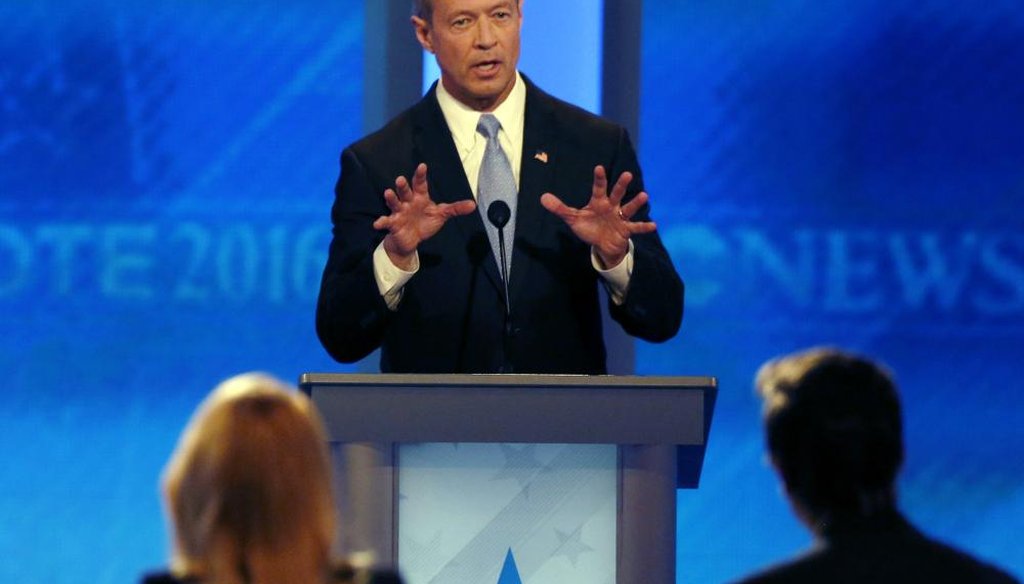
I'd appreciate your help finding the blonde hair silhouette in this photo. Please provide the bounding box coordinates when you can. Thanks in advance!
[162,373,335,584]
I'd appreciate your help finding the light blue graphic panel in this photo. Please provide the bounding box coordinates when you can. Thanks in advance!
[398,443,616,584]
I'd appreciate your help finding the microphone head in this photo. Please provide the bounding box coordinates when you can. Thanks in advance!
[487,200,511,229]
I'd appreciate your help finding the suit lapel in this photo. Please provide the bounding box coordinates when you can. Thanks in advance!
[412,87,504,291]
[509,80,557,307]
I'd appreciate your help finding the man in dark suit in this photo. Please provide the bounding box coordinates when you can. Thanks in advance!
[316,0,683,373]
[736,347,1018,584]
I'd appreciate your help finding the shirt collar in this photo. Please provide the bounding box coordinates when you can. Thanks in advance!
[435,72,526,154]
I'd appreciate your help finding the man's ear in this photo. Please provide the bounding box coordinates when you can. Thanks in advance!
[412,15,434,54]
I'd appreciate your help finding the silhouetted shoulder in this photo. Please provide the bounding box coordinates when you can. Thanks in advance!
[732,531,1020,584]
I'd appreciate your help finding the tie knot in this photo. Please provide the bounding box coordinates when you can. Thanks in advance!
[477,113,501,140]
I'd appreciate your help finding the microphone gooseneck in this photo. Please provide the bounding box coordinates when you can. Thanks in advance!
[486,200,513,352]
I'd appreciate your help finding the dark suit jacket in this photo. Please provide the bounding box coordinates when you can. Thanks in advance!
[734,511,1019,584]
[316,77,683,374]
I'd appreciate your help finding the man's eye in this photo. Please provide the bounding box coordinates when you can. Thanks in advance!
[453,17,471,27]
[494,11,510,20]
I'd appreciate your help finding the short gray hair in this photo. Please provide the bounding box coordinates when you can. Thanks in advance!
[413,0,432,21]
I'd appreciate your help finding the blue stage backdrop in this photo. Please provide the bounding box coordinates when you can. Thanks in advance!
[638,1,1024,581]
[1,1,1022,583]
[0,0,363,581]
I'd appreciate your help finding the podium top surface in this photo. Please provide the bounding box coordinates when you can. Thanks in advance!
[300,373,716,389]
[299,373,716,447]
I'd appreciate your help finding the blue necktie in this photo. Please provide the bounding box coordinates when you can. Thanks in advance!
[476,113,518,277]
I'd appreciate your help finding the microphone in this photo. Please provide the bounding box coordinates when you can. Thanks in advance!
[486,200,513,338]
[487,199,511,230]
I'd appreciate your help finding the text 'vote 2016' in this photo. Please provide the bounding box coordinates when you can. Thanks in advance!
[0,222,327,305]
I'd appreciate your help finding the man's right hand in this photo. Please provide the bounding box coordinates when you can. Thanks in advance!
[373,163,477,270]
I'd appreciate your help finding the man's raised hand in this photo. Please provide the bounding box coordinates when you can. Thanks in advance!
[539,165,656,268]
[373,163,477,270]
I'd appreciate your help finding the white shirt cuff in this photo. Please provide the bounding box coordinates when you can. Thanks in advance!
[373,241,419,311]
[591,240,634,306]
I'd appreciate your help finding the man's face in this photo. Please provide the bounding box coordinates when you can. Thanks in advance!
[414,0,522,112]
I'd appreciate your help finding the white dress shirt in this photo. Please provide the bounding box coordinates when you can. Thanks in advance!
[372,73,633,309]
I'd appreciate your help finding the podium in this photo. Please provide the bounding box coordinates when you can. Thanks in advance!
[300,373,716,584]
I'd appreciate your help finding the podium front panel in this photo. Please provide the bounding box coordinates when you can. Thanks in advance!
[302,373,716,584]
[397,443,617,584]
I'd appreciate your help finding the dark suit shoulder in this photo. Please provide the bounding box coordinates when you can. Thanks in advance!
[347,102,421,157]
[525,80,625,141]
[336,95,433,196]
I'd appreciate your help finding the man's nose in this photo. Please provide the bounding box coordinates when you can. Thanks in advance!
[474,19,497,48]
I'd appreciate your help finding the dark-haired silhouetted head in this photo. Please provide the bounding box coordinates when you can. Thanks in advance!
[756,347,904,532]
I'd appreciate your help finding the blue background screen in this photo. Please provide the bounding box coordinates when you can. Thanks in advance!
[1,1,1021,582]
[639,1,1024,580]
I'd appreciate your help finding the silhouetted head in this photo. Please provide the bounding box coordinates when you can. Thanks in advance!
[163,373,335,584]
[756,347,904,531]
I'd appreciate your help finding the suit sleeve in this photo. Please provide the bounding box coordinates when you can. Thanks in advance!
[315,147,394,363]
[607,128,685,342]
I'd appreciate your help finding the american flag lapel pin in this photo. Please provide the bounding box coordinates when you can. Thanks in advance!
[534,150,549,164]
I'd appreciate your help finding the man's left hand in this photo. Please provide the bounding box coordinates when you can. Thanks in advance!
[540,165,656,267]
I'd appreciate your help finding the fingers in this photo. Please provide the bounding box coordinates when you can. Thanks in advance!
[627,220,658,235]
[591,165,608,201]
[383,188,402,213]
[608,171,634,206]
[619,191,649,220]
[441,199,477,217]
[411,163,430,196]
[377,173,413,233]
[381,163,429,218]
[620,192,657,234]
[593,165,635,208]
[540,193,575,220]
[393,175,413,201]
[393,164,429,201]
